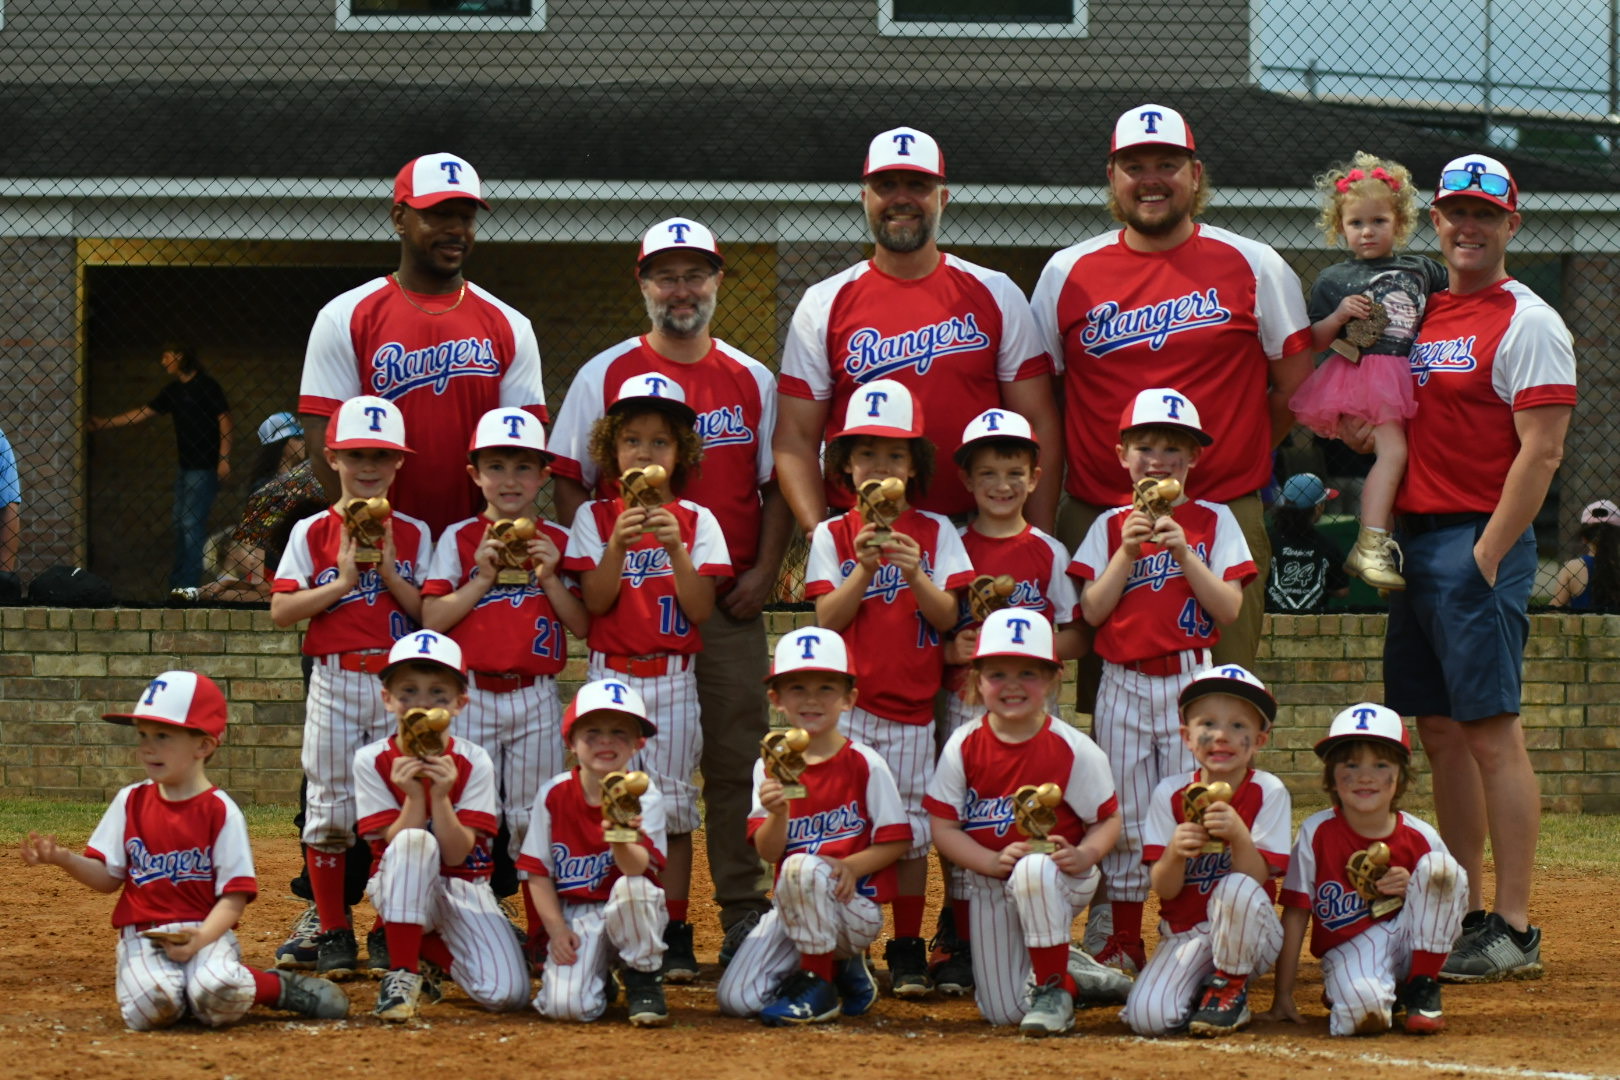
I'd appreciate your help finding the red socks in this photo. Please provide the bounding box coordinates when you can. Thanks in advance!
[667,898,690,923]
[251,969,282,1006]
[421,934,454,971]
[306,848,349,931]
[1410,950,1447,979]
[386,922,424,973]
[892,895,925,940]
[1112,900,1145,944]
[1030,944,1075,995]
[801,952,836,980]
[952,898,972,940]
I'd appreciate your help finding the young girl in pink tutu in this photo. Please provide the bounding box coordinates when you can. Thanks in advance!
[1291,153,1446,591]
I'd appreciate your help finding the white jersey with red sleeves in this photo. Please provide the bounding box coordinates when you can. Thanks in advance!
[1281,807,1448,957]
[516,769,668,903]
[561,496,731,656]
[354,734,499,881]
[924,715,1118,853]
[744,739,911,903]
[423,514,573,676]
[85,782,256,928]
[547,337,776,575]
[956,523,1078,629]
[780,254,1053,518]
[1031,226,1312,505]
[804,506,974,725]
[271,506,431,655]
[299,277,546,534]
[1400,279,1577,515]
[1142,768,1291,933]
[1069,499,1255,664]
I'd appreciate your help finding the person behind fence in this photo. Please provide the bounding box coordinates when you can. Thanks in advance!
[198,411,323,601]
[1265,703,1466,1036]
[0,423,19,583]
[1550,499,1619,610]
[1288,153,1448,593]
[1265,473,1350,613]
[18,671,349,1029]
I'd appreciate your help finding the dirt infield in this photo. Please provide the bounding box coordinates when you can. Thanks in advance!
[3,837,1617,1080]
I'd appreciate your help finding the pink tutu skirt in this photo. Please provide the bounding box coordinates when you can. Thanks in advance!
[1289,352,1417,438]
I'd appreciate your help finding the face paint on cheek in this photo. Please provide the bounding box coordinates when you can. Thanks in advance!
[1196,733,1214,750]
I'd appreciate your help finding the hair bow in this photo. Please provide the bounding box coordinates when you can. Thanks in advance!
[1336,167,1402,193]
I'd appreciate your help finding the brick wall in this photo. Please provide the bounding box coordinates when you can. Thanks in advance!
[3,606,1617,811]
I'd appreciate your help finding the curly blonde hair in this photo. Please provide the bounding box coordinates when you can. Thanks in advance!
[1316,151,1419,248]
[586,406,704,494]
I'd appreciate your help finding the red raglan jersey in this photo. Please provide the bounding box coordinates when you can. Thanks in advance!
[1142,768,1291,934]
[271,505,432,655]
[946,523,1078,693]
[804,506,974,725]
[422,514,574,676]
[924,715,1118,853]
[744,739,912,903]
[546,337,776,576]
[1031,225,1312,505]
[85,782,256,928]
[1068,499,1255,665]
[516,769,668,903]
[354,734,499,881]
[1399,279,1578,514]
[299,277,546,534]
[1282,808,1448,957]
[560,497,731,657]
[779,254,1053,518]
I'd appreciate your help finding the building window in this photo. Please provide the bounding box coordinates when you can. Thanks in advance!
[337,0,546,33]
[878,0,1086,38]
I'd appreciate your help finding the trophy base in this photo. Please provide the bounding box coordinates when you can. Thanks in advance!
[1199,841,1227,855]
[779,784,807,801]
[496,569,532,585]
[353,550,382,563]
[860,529,893,551]
[1369,896,1404,919]
[603,827,639,844]
[1024,840,1056,854]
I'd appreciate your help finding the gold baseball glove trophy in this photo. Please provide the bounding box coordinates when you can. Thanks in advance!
[399,707,452,759]
[490,517,538,585]
[1347,841,1403,919]
[762,728,811,801]
[1181,780,1233,854]
[967,574,1017,624]
[343,497,390,563]
[855,476,906,549]
[1330,294,1390,365]
[1132,477,1182,525]
[602,770,650,843]
[621,465,668,510]
[1012,782,1063,854]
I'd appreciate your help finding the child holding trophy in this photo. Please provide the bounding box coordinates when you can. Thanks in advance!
[924,609,1123,1036]
[519,678,672,1026]
[1266,703,1468,1036]
[562,373,730,981]
[716,627,910,1025]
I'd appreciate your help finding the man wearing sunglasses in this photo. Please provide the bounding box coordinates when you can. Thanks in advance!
[1372,154,1576,983]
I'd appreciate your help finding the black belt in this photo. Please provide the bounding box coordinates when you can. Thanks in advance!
[1399,512,1487,536]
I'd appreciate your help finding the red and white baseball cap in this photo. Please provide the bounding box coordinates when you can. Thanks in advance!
[863,127,945,179]
[1582,499,1619,525]
[103,670,228,741]
[1118,387,1213,446]
[1178,664,1278,729]
[638,217,723,270]
[767,626,853,682]
[838,378,924,440]
[326,395,412,453]
[974,608,1057,664]
[393,153,489,209]
[1315,702,1412,760]
[378,629,467,687]
[468,406,552,460]
[563,678,657,740]
[1111,104,1196,155]
[1433,154,1518,213]
[608,372,698,427]
[954,407,1039,466]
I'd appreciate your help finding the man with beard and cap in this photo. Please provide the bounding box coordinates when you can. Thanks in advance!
[549,217,791,980]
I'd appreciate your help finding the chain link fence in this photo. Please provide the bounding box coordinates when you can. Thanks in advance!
[1,1,1614,608]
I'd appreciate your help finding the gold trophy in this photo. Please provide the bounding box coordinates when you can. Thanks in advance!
[602,770,650,843]
[140,929,194,946]
[856,476,906,549]
[967,574,1017,624]
[762,728,811,801]
[1330,294,1390,365]
[1132,477,1182,525]
[1181,780,1234,854]
[1347,841,1404,919]
[343,497,390,563]
[1012,783,1063,854]
[621,465,668,510]
[491,517,538,585]
[399,707,452,758]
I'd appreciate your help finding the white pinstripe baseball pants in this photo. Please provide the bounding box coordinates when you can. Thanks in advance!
[460,679,564,861]
[1123,873,1283,1035]
[533,875,667,1022]
[965,855,1100,1027]
[1095,655,1204,902]
[301,658,391,851]
[368,829,529,1011]
[1320,851,1468,1036]
[590,654,702,835]
[716,853,885,1017]
[114,924,256,1031]
[844,707,933,861]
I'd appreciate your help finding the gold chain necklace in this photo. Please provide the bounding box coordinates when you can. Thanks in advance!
[391,273,468,315]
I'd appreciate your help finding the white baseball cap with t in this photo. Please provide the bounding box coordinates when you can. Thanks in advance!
[1315,702,1412,760]
[103,670,229,741]
[767,627,853,682]
[1118,387,1212,446]
[1178,664,1278,728]
[393,152,489,209]
[838,378,924,440]
[326,395,412,452]
[608,372,698,427]
[468,406,552,459]
[563,678,657,740]
[378,628,467,686]
[1433,153,1519,213]
[638,217,723,270]
[863,126,945,179]
[955,407,1039,466]
[1111,104,1196,154]
[974,608,1057,664]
